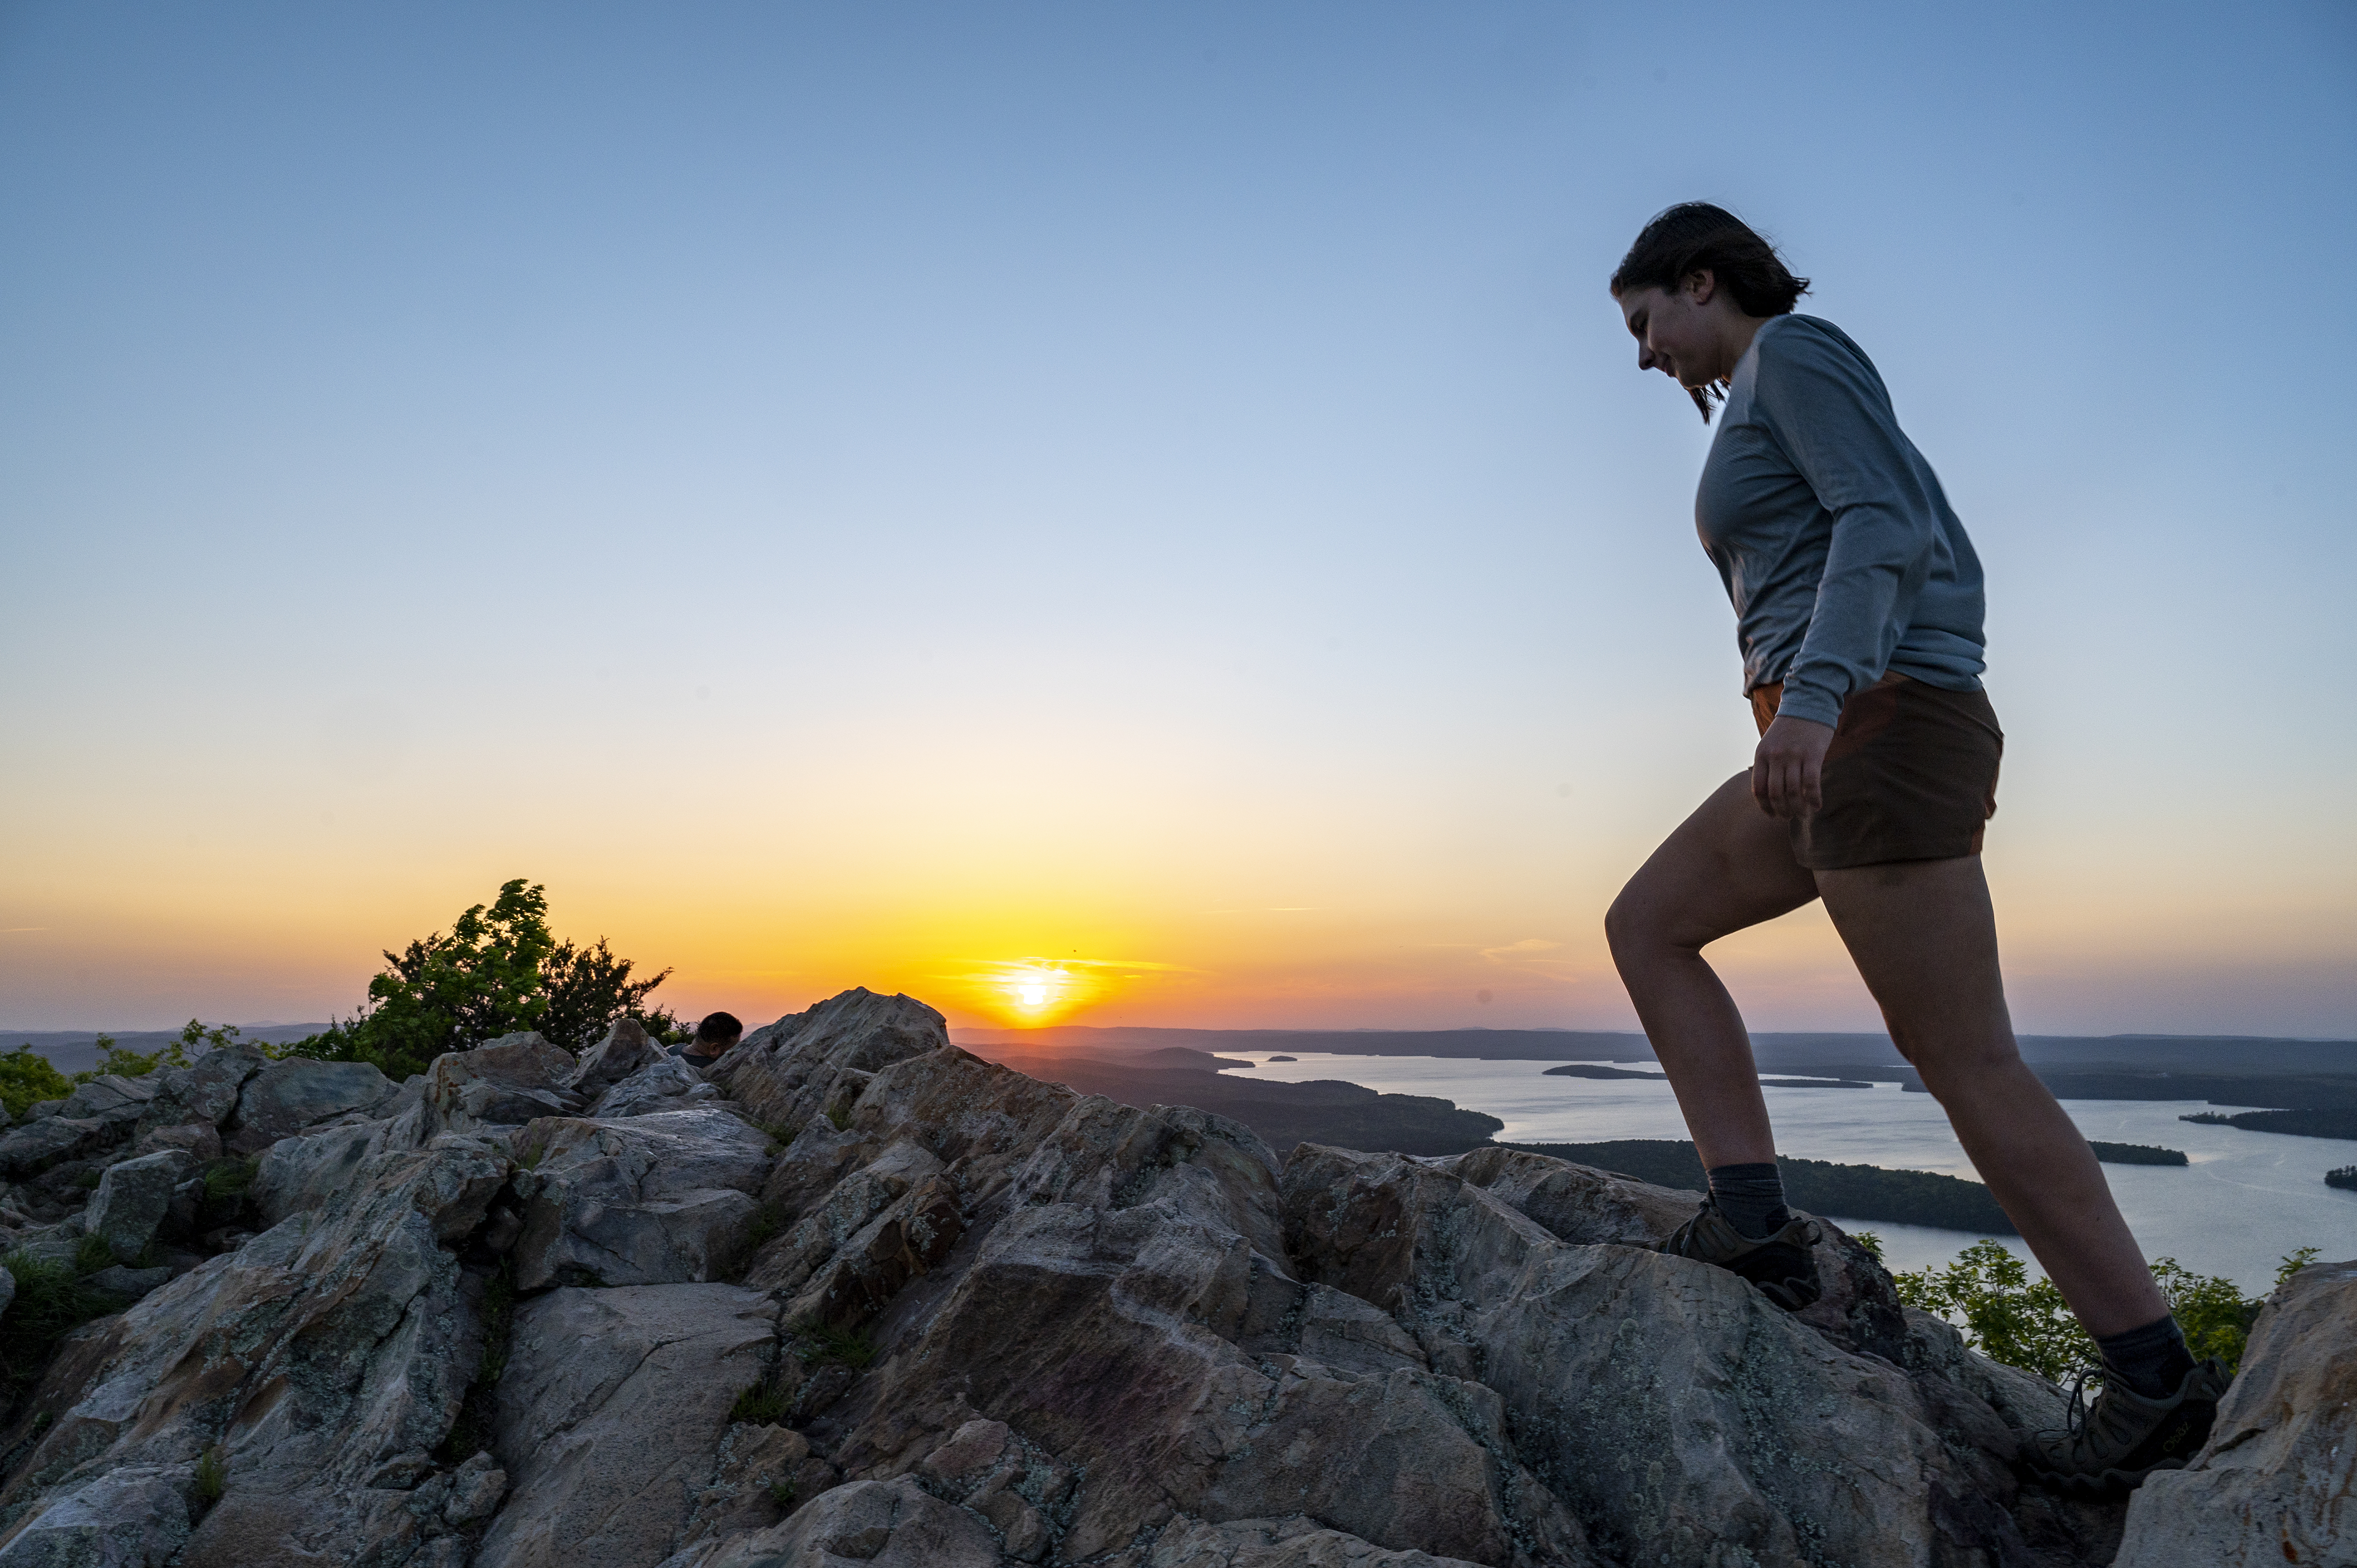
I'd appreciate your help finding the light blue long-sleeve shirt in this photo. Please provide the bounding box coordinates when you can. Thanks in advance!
[1695,314,1987,728]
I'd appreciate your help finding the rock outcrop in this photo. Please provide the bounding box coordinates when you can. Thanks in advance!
[0,987,2344,1567]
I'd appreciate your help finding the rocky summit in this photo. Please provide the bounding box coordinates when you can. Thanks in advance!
[0,990,2346,1567]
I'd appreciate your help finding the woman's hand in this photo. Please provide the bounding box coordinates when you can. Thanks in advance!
[1752,714,1836,818]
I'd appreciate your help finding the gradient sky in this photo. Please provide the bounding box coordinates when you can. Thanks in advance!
[3,3,2352,1038]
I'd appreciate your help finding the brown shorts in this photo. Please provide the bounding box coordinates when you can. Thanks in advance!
[1750,673,2003,870]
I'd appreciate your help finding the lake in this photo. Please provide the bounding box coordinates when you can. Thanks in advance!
[1229,1052,2357,1292]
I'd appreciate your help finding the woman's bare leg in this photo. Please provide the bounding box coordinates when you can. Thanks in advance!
[1816,855,2167,1336]
[1605,772,1821,1170]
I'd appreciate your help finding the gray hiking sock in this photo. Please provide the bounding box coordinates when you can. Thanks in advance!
[2095,1314,2197,1399]
[1706,1162,1793,1240]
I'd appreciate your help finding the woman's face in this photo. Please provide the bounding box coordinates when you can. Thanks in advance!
[1615,273,1728,390]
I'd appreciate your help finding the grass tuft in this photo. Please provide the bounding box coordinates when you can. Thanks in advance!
[765,1477,797,1509]
[72,1235,115,1276]
[823,1104,852,1132]
[730,1381,792,1426]
[194,1444,226,1508]
[794,1322,877,1370]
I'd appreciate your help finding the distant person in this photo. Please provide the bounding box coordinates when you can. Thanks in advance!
[1599,204,2222,1493]
[677,1012,742,1072]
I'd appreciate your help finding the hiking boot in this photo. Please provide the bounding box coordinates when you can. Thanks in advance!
[1658,1199,1823,1311]
[2023,1359,2230,1495]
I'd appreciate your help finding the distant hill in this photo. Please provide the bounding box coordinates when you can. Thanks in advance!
[955,1026,2357,1110]
[3,1025,329,1077]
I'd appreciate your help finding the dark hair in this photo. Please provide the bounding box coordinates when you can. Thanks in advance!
[1609,202,1810,420]
[694,1011,743,1045]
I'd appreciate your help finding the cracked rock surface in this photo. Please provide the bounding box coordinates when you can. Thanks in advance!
[0,986,2343,1566]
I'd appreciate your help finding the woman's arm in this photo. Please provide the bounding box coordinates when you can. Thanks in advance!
[1756,327,1945,731]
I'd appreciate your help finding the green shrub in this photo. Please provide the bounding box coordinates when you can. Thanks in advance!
[0,1049,73,1119]
[824,1104,852,1133]
[194,1444,226,1507]
[272,879,682,1080]
[1893,1241,2322,1382]
[765,1478,797,1509]
[730,1381,792,1426]
[72,1171,102,1191]
[73,1235,115,1276]
[0,1253,125,1384]
[742,1203,787,1253]
[201,1157,259,1205]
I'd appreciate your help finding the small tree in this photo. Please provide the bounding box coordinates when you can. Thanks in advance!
[283,879,681,1080]
[1892,1240,2321,1382]
[0,1050,73,1119]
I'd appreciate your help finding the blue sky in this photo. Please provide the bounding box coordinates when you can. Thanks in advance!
[3,3,2352,1035]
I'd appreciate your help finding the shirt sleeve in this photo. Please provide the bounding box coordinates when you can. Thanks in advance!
[1754,326,1942,728]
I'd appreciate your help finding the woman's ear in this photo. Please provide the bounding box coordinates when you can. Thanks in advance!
[1683,267,1718,307]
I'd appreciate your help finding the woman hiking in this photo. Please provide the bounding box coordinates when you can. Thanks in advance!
[1600,202,2226,1494]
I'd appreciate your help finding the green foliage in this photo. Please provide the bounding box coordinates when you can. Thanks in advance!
[824,1104,852,1132]
[0,1048,73,1119]
[194,1444,226,1507]
[72,1170,102,1191]
[730,1381,793,1426]
[73,1235,115,1275]
[2276,1247,2321,1284]
[71,1031,192,1087]
[742,1202,787,1253]
[751,1120,800,1149]
[1892,1240,2320,1383]
[765,1478,797,1509]
[0,1252,125,1384]
[280,879,681,1080]
[794,1323,878,1370]
[201,1157,259,1206]
[539,935,677,1055]
[1850,1231,1885,1261]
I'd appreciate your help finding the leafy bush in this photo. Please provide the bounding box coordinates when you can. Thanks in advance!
[1893,1241,2322,1383]
[0,1253,125,1384]
[730,1380,793,1426]
[278,879,682,1081]
[73,1235,115,1275]
[0,1049,73,1119]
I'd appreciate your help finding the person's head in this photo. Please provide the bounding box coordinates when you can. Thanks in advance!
[693,1011,743,1054]
[1609,203,1809,421]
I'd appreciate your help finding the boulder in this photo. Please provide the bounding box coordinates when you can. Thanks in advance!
[593,1057,723,1119]
[225,1058,397,1154]
[0,1266,14,1320]
[133,1042,268,1135]
[475,1284,780,1568]
[2117,1255,2357,1564]
[132,1122,222,1163]
[1281,1144,2048,1568]
[86,1264,173,1302]
[709,988,951,1131]
[0,1462,194,1565]
[250,1105,431,1227]
[52,1073,160,1129]
[566,1018,666,1097]
[0,1117,112,1178]
[508,1107,774,1290]
[0,1132,510,1568]
[84,1148,198,1262]
[654,1476,999,1568]
[426,1033,580,1135]
[1148,1515,1490,1568]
